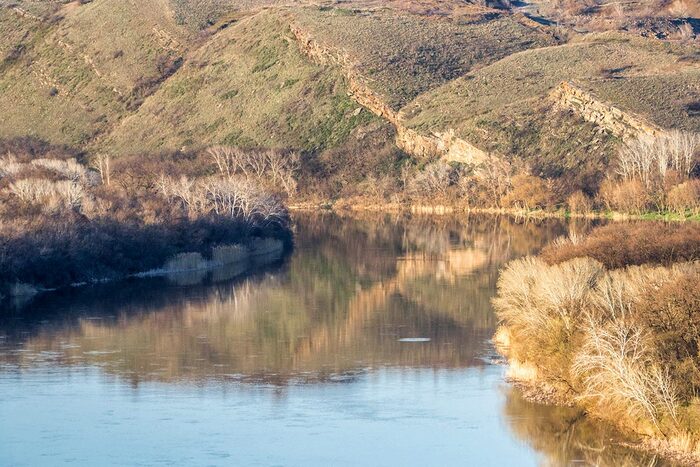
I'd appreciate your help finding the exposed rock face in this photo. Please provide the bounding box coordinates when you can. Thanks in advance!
[289,22,488,165]
[551,81,662,140]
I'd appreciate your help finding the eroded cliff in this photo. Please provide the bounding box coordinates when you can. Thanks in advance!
[289,21,489,165]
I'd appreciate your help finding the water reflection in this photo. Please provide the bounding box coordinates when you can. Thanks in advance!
[503,386,667,466]
[0,214,565,385]
[1,213,662,465]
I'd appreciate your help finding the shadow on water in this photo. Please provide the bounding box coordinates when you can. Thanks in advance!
[0,212,664,465]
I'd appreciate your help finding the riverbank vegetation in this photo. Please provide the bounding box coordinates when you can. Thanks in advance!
[298,128,700,220]
[494,221,700,462]
[0,138,291,298]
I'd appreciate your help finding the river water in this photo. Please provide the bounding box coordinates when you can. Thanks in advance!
[0,213,669,466]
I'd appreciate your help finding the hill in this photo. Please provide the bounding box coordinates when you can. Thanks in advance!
[0,0,698,212]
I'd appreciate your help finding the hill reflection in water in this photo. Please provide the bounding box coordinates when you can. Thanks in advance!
[0,213,567,385]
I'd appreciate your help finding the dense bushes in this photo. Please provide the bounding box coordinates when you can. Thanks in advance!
[0,141,292,295]
[495,223,700,456]
[540,222,700,268]
[302,127,699,217]
[594,131,700,215]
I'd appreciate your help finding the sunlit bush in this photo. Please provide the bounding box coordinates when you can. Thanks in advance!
[598,178,651,214]
[667,180,700,216]
[567,190,593,214]
[540,222,700,268]
[501,174,553,210]
[495,256,700,438]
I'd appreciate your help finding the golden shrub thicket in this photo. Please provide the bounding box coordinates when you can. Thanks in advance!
[501,174,553,210]
[495,256,700,440]
[667,180,700,216]
[540,222,700,268]
[495,223,700,454]
[596,131,700,216]
[566,190,592,214]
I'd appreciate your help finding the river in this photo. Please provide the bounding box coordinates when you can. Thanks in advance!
[0,213,670,466]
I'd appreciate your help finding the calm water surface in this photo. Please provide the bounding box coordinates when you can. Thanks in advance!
[0,214,668,466]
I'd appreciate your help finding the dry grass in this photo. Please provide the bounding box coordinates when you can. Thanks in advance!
[401,34,699,184]
[540,222,700,268]
[495,254,700,442]
[105,10,376,155]
[291,6,557,109]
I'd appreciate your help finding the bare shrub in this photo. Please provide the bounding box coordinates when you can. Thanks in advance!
[496,256,700,437]
[207,146,299,196]
[0,155,25,178]
[598,178,651,214]
[53,180,85,209]
[405,161,453,199]
[667,180,700,216]
[9,178,55,203]
[567,190,592,214]
[573,315,678,432]
[158,175,288,227]
[501,174,553,210]
[31,158,88,183]
[479,156,512,207]
[493,256,604,376]
[636,269,700,399]
[540,222,700,269]
[8,178,85,210]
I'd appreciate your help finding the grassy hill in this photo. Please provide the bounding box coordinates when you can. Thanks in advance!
[0,0,698,207]
[0,0,190,147]
[398,33,699,183]
[289,6,559,110]
[104,10,376,155]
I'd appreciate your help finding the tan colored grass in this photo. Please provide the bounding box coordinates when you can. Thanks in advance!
[495,252,700,441]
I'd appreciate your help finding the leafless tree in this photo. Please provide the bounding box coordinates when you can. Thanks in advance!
[618,131,700,187]
[208,146,238,179]
[158,174,288,226]
[208,146,300,197]
[92,153,111,186]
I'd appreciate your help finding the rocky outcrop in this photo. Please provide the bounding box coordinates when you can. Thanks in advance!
[289,22,489,165]
[395,127,488,164]
[551,81,662,140]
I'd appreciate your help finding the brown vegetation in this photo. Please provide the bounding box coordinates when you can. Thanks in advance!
[0,139,291,296]
[540,222,700,268]
[495,222,700,459]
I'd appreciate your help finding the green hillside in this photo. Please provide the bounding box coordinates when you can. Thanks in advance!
[105,10,376,155]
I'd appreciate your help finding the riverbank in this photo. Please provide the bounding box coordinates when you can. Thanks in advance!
[493,222,700,465]
[289,199,700,222]
[3,235,290,303]
[0,148,293,304]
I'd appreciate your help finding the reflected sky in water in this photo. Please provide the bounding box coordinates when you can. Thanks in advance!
[0,213,670,466]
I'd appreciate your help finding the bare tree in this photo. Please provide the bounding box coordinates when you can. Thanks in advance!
[208,146,300,197]
[157,174,288,226]
[264,150,300,196]
[93,154,111,186]
[617,131,699,188]
[208,146,237,179]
